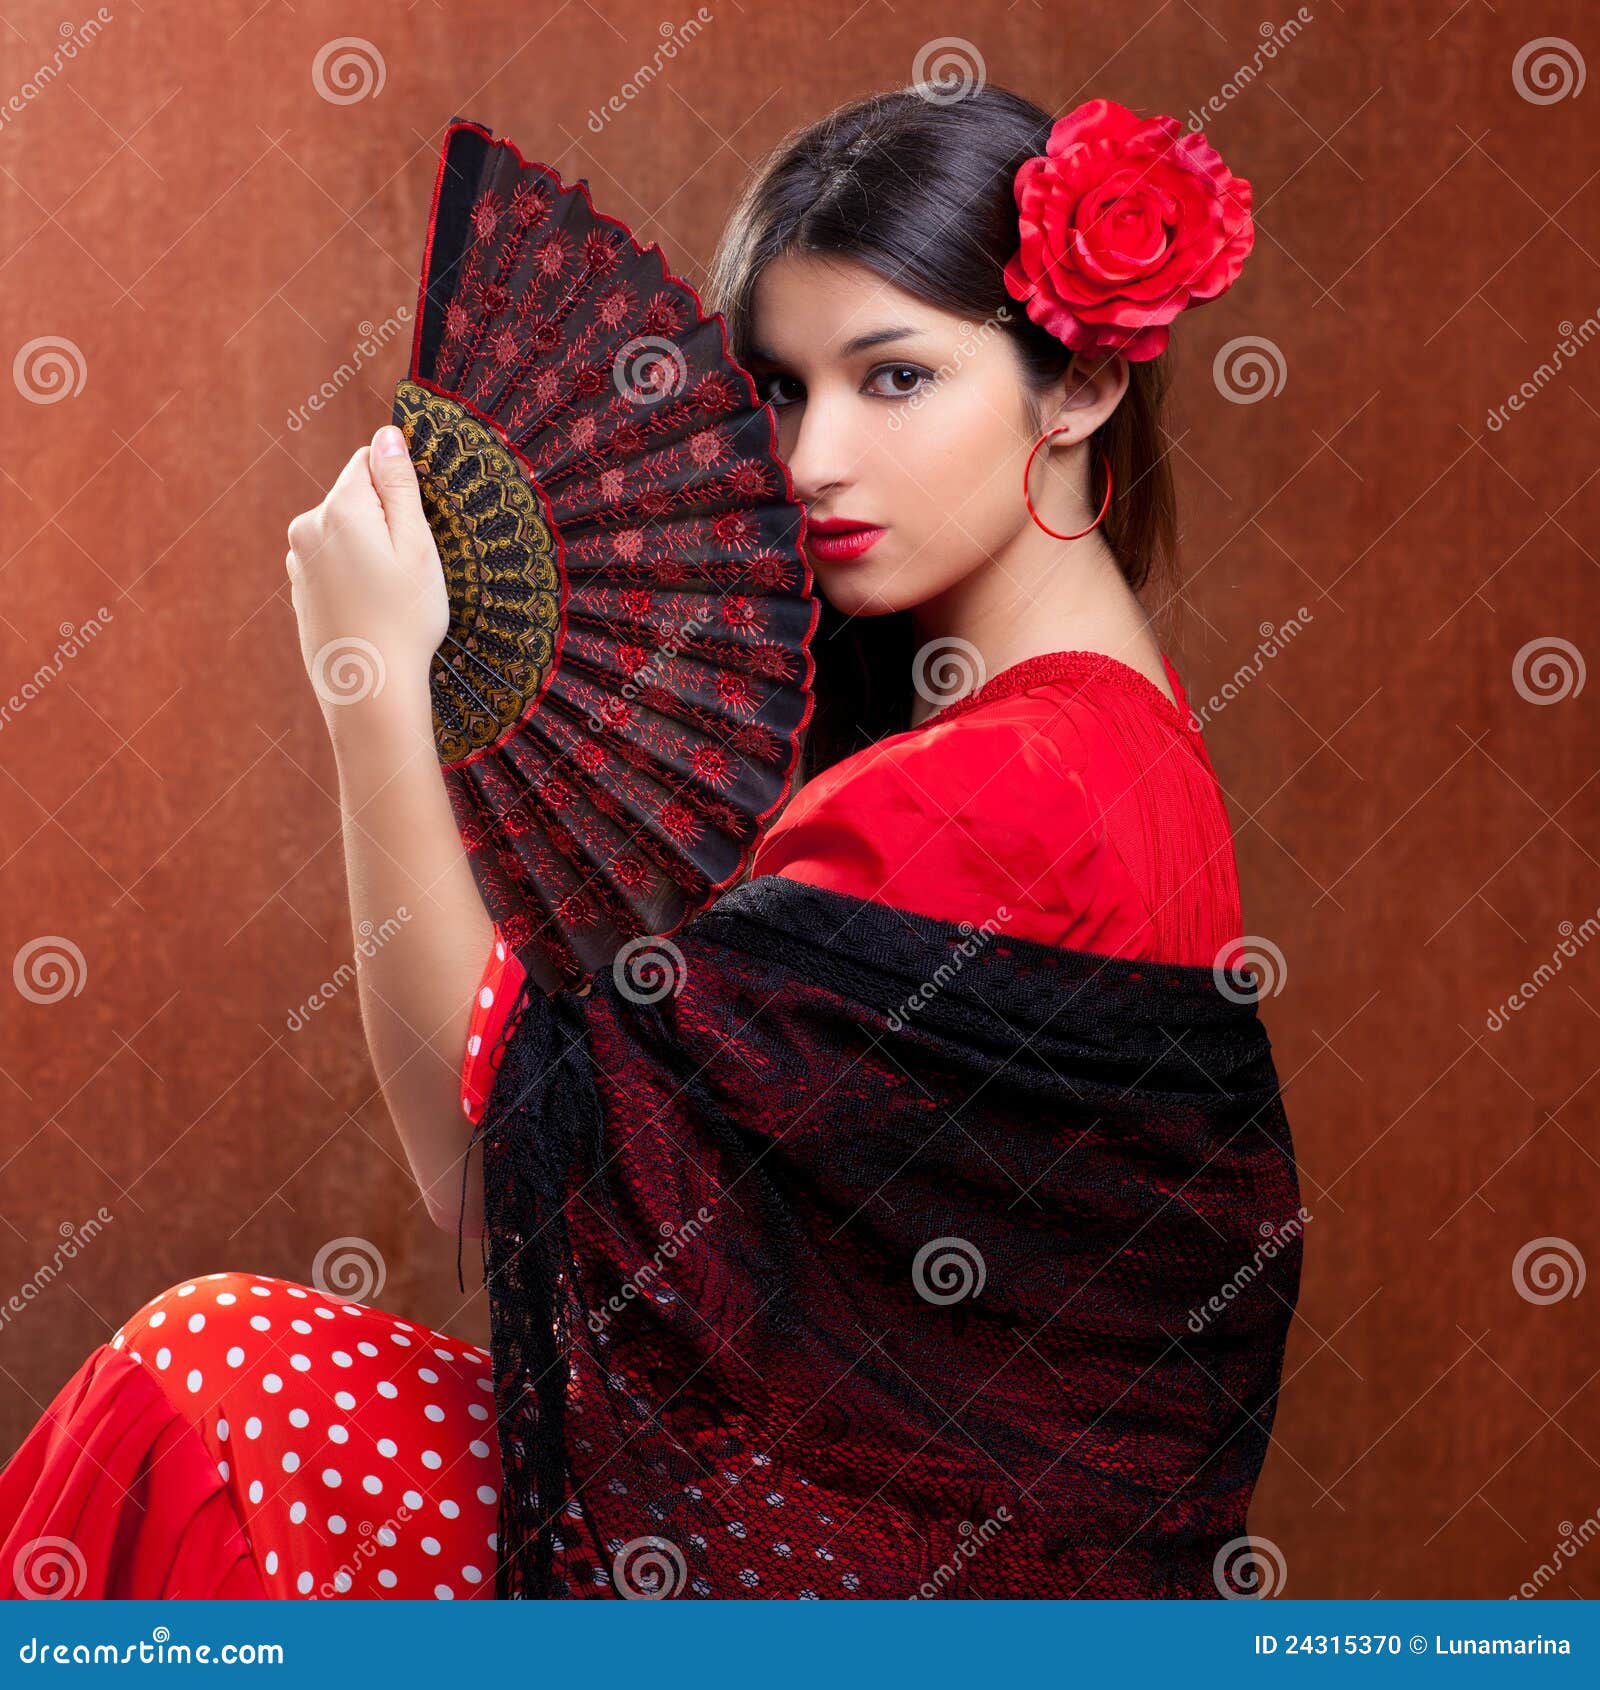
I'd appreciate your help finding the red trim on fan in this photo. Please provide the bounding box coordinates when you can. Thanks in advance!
[408,117,823,986]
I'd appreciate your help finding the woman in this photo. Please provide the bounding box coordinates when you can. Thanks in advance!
[0,85,1299,1601]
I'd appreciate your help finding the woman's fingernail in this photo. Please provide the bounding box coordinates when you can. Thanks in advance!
[376,426,407,457]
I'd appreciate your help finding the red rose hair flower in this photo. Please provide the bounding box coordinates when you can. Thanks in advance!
[1003,97,1255,363]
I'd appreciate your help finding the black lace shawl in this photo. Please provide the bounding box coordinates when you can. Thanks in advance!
[455,875,1302,1599]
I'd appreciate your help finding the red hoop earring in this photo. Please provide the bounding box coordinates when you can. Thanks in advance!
[1023,426,1113,540]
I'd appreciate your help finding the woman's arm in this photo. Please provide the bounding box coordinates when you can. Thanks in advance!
[287,426,492,1237]
[328,689,493,1237]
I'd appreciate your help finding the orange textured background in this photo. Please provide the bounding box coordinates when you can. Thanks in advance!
[1,1,1596,1601]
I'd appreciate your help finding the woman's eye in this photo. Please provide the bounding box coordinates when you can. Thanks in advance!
[865,363,931,399]
[756,372,803,409]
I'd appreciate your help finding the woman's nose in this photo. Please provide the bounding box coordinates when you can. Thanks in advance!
[779,392,858,507]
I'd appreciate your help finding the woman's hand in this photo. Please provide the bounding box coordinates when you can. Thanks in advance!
[285,425,448,736]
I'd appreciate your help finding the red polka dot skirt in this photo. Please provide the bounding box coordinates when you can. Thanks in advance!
[0,1273,501,1600]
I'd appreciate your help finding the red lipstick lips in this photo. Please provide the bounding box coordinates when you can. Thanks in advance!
[804,516,886,562]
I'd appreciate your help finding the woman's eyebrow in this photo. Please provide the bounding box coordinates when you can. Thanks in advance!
[748,325,923,364]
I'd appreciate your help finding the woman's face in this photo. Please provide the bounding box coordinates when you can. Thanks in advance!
[746,251,1115,619]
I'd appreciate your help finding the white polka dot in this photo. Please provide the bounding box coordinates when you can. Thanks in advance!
[487,1532,498,1551]
[377,1569,397,1589]
[287,1287,308,1300]
[328,1424,349,1444]
[477,1485,496,1505]
[154,1347,171,1371]
[462,1563,482,1582]
[357,1342,378,1358]
[334,1390,356,1410]
[377,1438,397,1458]
[244,1417,263,1440]
[468,1034,481,1056]
[439,1499,460,1519]
[288,1409,310,1429]
[421,1536,441,1555]
[468,1403,490,1421]
[185,1369,203,1393]
[422,1449,443,1469]
[377,1525,397,1547]
[331,1351,352,1368]
[297,1571,313,1594]
[322,1468,342,1488]
[404,1490,424,1510]
[425,1405,445,1422]
[216,1419,229,1442]
[264,1550,278,1575]
[435,1583,455,1600]
[262,1373,283,1393]
[226,1346,246,1368]
[479,986,494,1009]
[177,1285,196,1296]
[419,1368,439,1384]
[250,1316,271,1332]
[282,1452,300,1473]
[217,1292,237,1306]
[333,1570,352,1593]
[249,1480,264,1504]
[377,1381,398,1398]
[289,1501,307,1524]
[187,1313,206,1333]
[291,1319,313,1334]
[389,1333,412,1347]
[363,1474,383,1494]
[217,1460,229,1480]
[148,1311,166,1328]
[468,1440,489,1459]
[495,941,506,962]
[290,1354,312,1372]
[327,1515,346,1534]
[462,1096,473,1115]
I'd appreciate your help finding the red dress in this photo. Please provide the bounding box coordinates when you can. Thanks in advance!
[0,648,1243,1600]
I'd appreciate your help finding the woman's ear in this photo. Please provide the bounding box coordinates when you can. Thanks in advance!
[1037,352,1128,440]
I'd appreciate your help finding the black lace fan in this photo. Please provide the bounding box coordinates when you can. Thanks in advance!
[393,116,818,994]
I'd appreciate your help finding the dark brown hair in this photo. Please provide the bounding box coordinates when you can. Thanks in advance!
[705,83,1181,779]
